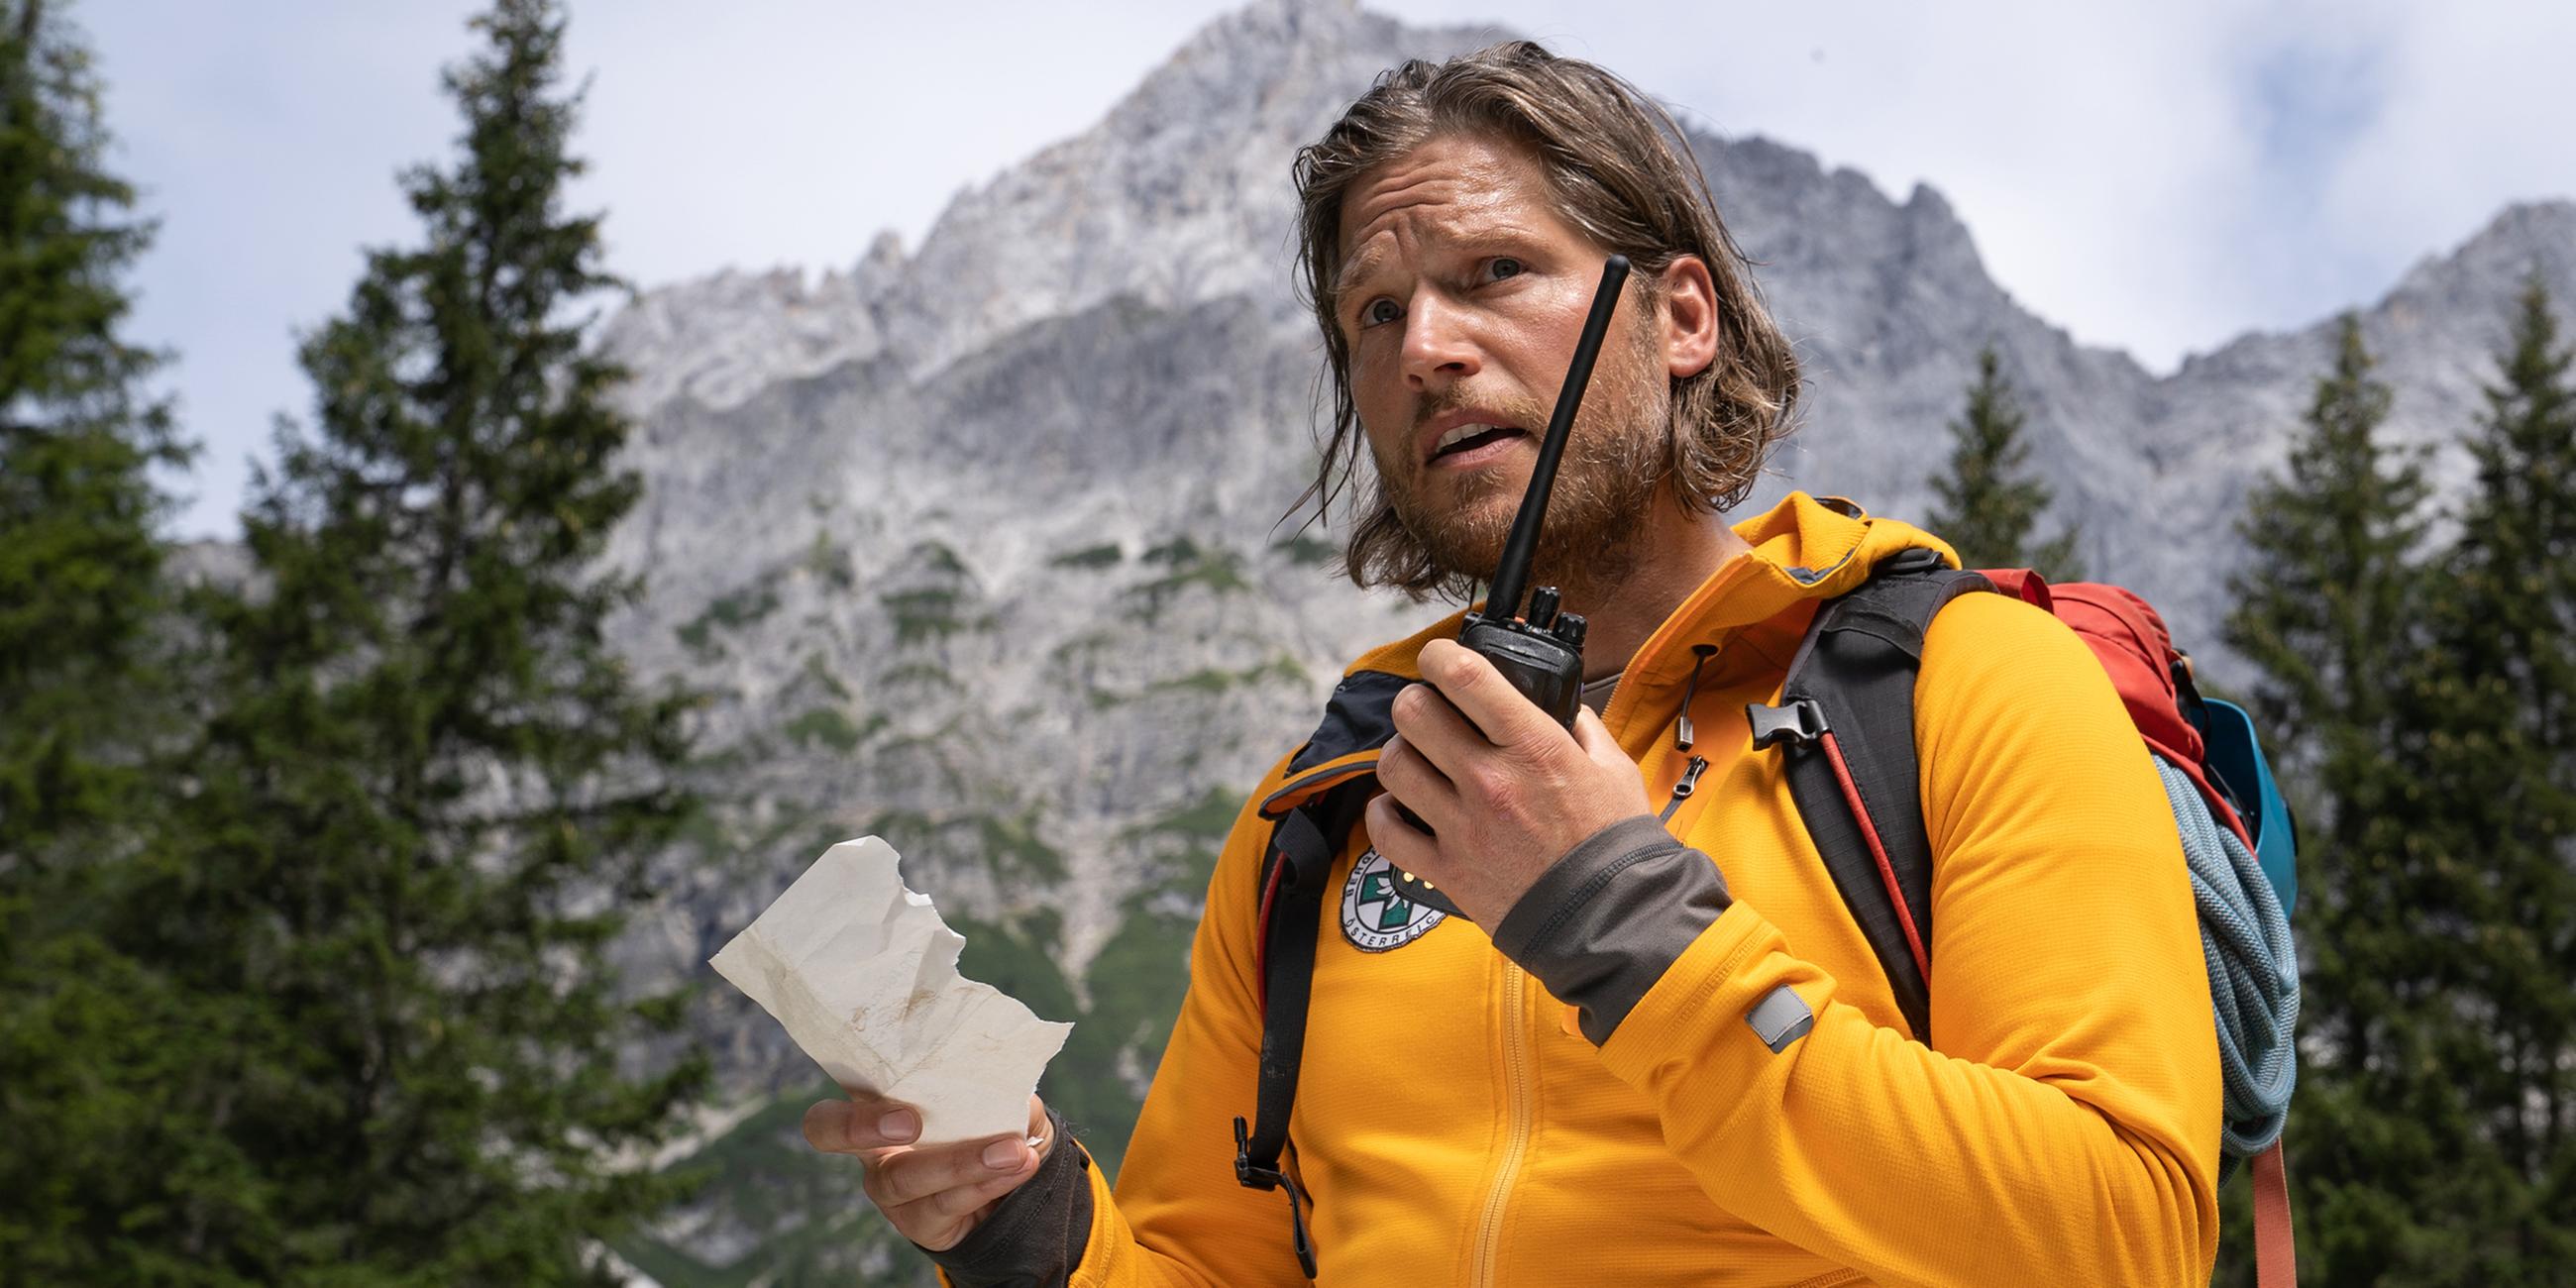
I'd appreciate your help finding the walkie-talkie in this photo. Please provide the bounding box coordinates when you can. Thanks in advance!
[1388,255,1631,919]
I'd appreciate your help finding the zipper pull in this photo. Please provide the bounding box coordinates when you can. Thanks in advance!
[1675,643,1717,750]
[1660,755,1711,822]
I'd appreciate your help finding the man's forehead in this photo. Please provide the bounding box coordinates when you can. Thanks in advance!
[1334,218,1523,298]
[1332,136,1560,290]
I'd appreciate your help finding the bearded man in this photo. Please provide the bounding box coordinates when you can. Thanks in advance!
[805,42,2221,1287]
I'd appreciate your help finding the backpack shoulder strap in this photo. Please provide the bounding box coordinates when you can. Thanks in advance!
[1750,547,1991,1043]
[1232,669,1408,1279]
[1231,783,1370,1277]
[1233,780,1370,1279]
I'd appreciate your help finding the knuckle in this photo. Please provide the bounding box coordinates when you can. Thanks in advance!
[800,1102,845,1153]
[1394,683,1431,722]
[935,1180,999,1221]
[1443,653,1486,695]
[875,1194,943,1246]
[869,1151,928,1206]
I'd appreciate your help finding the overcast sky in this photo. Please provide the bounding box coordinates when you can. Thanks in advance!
[82,0,2576,540]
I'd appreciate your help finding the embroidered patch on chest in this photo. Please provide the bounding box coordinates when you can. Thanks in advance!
[1342,849,1447,951]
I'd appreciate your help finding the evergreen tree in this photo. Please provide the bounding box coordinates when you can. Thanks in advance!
[107,1,706,1277]
[1923,345,2085,582]
[0,2,220,1277]
[0,0,185,867]
[2395,274,2576,1282]
[2216,314,2461,1284]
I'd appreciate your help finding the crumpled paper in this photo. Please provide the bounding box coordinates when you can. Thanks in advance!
[710,836,1073,1143]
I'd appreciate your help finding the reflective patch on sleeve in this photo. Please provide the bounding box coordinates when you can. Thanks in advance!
[1747,984,1815,1053]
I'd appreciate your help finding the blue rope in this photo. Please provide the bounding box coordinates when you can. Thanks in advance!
[2156,756,2301,1160]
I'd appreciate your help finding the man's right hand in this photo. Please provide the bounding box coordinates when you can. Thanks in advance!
[802,1091,1051,1251]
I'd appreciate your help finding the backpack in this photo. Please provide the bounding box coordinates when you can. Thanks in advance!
[1233,545,2304,1285]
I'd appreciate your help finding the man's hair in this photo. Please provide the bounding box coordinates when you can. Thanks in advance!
[1289,41,1801,597]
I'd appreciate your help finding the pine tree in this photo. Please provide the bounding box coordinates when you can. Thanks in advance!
[2395,274,2576,1282]
[0,2,220,1277]
[1923,345,2085,582]
[2224,315,2427,760]
[113,1,706,1277]
[2216,313,2461,1285]
[0,0,186,868]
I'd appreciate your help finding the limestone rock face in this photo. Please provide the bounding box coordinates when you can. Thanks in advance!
[592,0,2576,1098]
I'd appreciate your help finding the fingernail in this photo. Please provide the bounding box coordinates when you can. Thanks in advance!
[876,1110,918,1143]
[983,1139,1023,1169]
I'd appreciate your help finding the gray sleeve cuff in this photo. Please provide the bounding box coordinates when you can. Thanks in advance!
[919,1107,1092,1287]
[1490,814,1732,1045]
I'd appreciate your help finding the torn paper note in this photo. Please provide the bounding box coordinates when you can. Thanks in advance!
[710,836,1073,1143]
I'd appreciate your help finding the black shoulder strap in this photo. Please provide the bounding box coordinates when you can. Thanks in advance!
[1231,669,1409,1278]
[1749,548,1991,1044]
[1233,779,1371,1280]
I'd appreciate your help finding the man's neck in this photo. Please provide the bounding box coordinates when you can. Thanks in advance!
[1555,499,1754,682]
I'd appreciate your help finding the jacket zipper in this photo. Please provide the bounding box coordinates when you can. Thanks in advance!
[1470,964,1536,1286]
[1660,754,1711,822]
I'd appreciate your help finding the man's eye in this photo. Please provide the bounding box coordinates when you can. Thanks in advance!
[1360,298,1402,327]
[1485,258,1525,281]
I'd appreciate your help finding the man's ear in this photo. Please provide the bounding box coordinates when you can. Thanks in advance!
[1656,255,1720,379]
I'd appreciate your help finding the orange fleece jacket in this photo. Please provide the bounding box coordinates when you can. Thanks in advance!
[984,494,2220,1287]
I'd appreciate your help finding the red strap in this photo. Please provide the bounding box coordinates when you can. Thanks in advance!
[1252,852,1288,1009]
[2251,1139,2296,1288]
[1817,730,1932,985]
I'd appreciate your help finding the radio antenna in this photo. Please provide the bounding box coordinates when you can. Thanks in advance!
[1483,255,1630,622]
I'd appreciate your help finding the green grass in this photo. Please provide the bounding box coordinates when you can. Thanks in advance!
[782,706,866,752]
[1123,544,1251,621]
[880,588,966,645]
[912,540,968,578]
[1148,654,1308,697]
[1272,533,1340,566]
[678,573,785,656]
[800,652,853,701]
[1049,542,1124,570]
[1141,535,1202,566]
[804,532,855,590]
[970,810,1069,883]
[1121,785,1242,844]
[881,661,957,691]
[855,806,1063,882]
[1050,630,1118,666]
[707,582,781,628]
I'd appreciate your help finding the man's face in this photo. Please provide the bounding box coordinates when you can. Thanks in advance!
[1334,133,1670,595]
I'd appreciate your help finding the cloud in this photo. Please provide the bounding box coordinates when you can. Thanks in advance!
[83,0,2576,539]
[88,2,480,538]
[2320,2,2576,286]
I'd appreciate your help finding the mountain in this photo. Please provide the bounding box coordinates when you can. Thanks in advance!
[584,2,2575,1279]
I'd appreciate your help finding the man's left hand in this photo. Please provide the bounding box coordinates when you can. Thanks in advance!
[1365,638,1654,925]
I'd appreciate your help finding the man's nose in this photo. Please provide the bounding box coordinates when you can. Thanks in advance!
[1400,293,1479,390]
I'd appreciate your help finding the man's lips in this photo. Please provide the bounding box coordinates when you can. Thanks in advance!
[1416,408,1531,467]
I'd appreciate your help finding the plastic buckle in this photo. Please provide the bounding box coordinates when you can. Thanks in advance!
[1748,698,1831,750]
[1232,1117,1319,1277]
[1232,1116,1277,1191]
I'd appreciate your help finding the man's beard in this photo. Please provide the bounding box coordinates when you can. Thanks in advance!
[1370,327,1672,608]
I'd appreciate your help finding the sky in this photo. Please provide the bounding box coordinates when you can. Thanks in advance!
[79,0,2576,541]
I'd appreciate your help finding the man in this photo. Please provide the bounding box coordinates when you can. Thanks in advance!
[804,42,2220,1286]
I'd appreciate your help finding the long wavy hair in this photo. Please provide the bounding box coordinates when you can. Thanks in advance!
[1287,42,1802,600]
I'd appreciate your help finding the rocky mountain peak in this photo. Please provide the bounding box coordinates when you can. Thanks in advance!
[603,8,2574,1273]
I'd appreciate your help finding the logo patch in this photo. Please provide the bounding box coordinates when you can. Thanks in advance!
[1342,849,1447,951]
